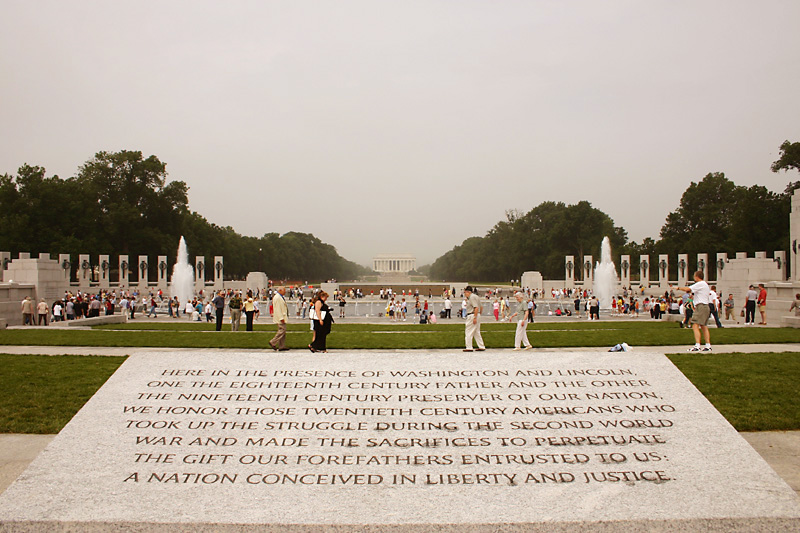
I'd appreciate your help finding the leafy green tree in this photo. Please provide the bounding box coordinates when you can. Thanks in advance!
[429,201,627,282]
[75,150,189,255]
[0,150,369,281]
[772,140,800,193]
[659,172,789,264]
[772,140,800,174]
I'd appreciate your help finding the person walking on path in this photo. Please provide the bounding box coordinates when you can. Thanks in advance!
[309,291,334,353]
[676,271,712,352]
[709,285,723,328]
[212,291,226,331]
[744,285,758,326]
[21,296,34,325]
[444,297,452,319]
[757,283,768,325]
[269,286,289,351]
[509,292,532,350]
[463,285,485,352]
[229,291,243,331]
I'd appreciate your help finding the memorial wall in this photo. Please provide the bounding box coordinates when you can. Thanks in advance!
[1,351,798,529]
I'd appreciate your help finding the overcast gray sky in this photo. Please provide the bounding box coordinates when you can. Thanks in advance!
[2,1,799,267]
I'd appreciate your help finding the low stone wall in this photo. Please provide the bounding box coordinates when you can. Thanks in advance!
[66,315,128,327]
[0,283,36,326]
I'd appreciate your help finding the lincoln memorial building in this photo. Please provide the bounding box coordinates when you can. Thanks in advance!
[372,254,416,273]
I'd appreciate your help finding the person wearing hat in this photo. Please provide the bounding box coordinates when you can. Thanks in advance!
[509,292,532,350]
[463,286,485,352]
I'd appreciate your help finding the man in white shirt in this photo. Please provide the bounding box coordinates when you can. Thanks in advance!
[463,286,485,352]
[676,271,712,352]
[443,297,452,319]
[745,285,758,325]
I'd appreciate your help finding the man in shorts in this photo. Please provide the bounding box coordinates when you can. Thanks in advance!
[676,271,712,352]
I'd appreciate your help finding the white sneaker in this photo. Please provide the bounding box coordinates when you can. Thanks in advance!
[702,346,712,352]
[524,345,532,350]
[688,346,701,352]
[512,347,521,351]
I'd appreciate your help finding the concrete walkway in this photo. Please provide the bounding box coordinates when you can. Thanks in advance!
[1,343,800,357]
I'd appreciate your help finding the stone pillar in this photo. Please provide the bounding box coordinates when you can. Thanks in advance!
[658,254,669,288]
[157,256,168,291]
[195,257,205,294]
[0,251,10,282]
[754,251,767,259]
[792,189,800,281]
[97,254,110,287]
[620,255,631,287]
[79,254,91,284]
[677,254,689,286]
[58,254,71,284]
[565,256,575,289]
[214,256,224,290]
[716,253,728,282]
[582,255,593,289]
[774,250,787,281]
[119,255,129,287]
[138,255,149,289]
[697,253,708,281]
[639,255,650,287]
[735,252,747,259]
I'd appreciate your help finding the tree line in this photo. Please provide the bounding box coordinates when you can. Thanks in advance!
[426,141,800,282]
[0,150,368,281]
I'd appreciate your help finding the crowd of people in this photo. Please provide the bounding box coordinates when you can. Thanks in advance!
[16,278,780,354]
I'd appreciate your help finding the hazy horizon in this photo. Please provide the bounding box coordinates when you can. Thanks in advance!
[2,1,799,267]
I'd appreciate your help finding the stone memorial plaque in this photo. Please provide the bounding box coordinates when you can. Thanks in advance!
[1,351,799,531]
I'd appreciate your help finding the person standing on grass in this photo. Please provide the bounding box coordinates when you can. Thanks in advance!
[675,270,712,352]
[463,285,485,352]
[270,286,289,350]
[509,292,532,351]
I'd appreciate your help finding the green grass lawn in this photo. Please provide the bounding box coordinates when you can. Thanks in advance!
[0,354,125,434]
[668,352,800,432]
[1,321,798,349]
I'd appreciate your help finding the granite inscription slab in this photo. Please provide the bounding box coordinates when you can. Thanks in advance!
[0,350,798,530]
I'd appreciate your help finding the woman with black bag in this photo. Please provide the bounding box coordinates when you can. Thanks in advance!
[309,291,334,353]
